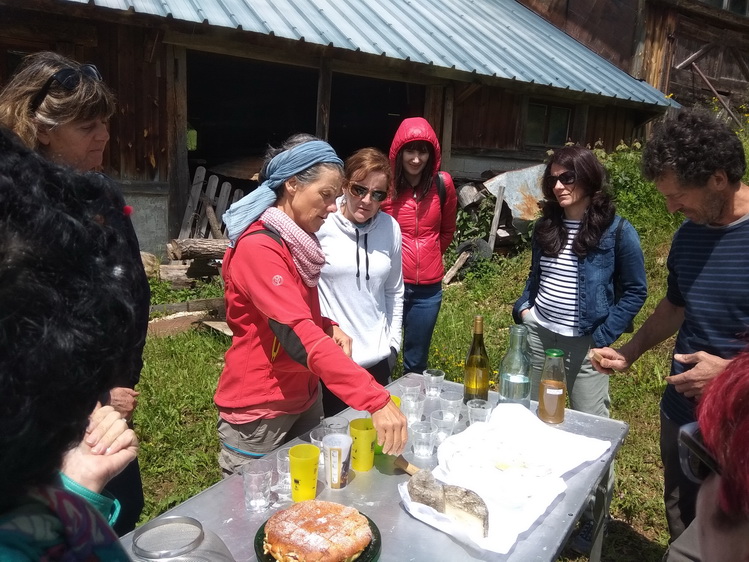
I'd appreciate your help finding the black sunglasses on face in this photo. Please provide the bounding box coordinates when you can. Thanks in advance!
[349,183,388,202]
[544,170,577,189]
[29,64,103,113]
[678,422,721,484]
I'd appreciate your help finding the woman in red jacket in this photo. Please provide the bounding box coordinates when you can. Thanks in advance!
[216,135,407,476]
[381,118,458,374]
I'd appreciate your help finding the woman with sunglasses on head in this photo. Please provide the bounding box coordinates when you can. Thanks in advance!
[216,136,407,475]
[316,148,404,416]
[380,117,457,375]
[0,51,111,172]
[512,146,646,550]
[0,51,149,536]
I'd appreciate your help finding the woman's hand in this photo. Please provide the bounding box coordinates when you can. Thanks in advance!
[326,325,353,357]
[108,386,139,420]
[371,399,408,456]
[61,404,139,493]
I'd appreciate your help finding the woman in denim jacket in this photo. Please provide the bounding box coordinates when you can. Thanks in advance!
[512,146,647,418]
[512,146,646,551]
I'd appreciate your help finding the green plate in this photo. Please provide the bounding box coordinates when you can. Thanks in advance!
[253,512,381,561]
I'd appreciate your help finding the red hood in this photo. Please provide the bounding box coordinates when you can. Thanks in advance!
[389,117,442,176]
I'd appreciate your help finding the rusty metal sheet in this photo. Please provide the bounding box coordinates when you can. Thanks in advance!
[483,164,545,222]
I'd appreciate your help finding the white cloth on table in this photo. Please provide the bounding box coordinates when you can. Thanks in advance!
[399,403,611,554]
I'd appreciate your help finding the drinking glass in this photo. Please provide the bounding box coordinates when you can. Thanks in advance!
[430,409,457,445]
[242,458,274,511]
[309,426,329,469]
[400,394,426,425]
[467,398,492,425]
[398,376,423,399]
[322,416,349,434]
[423,369,446,397]
[410,421,437,458]
[439,391,463,418]
[275,447,291,496]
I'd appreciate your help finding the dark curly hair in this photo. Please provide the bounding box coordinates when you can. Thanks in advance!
[534,145,615,257]
[0,127,139,508]
[642,108,746,187]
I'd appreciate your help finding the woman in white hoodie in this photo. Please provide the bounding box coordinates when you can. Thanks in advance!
[317,148,404,416]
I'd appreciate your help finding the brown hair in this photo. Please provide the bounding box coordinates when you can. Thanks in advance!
[345,147,393,198]
[0,51,115,150]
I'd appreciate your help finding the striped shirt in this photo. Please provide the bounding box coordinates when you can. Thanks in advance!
[662,214,749,425]
[533,220,580,336]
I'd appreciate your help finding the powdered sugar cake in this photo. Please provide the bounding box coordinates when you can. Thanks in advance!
[263,500,372,562]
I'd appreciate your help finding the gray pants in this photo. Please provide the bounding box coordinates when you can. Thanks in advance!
[523,312,611,417]
[662,516,700,561]
[217,392,324,477]
[660,409,700,541]
[523,312,614,521]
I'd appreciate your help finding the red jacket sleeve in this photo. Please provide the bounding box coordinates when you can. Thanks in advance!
[439,172,458,254]
[230,234,391,413]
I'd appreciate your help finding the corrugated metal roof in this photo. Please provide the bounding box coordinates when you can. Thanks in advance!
[60,0,673,107]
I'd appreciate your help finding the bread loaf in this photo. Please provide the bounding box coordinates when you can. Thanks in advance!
[407,470,489,538]
[263,500,371,562]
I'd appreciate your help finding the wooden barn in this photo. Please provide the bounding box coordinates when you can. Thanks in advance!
[518,0,749,119]
[0,0,674,255]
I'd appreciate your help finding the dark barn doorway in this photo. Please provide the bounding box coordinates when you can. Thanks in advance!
[186,50,424,185]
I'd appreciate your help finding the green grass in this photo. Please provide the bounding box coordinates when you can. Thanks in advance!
[135,329,228,517]
[135,243,672,561]
[134,142,702,560]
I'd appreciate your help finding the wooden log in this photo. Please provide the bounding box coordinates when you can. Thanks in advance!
[149,297,225,316]
[201,195,225,239]
[159,264,194,288]
[443,251,471,285]
[457,182,484,210]
[166,238,229,260]
[159,261,219,288]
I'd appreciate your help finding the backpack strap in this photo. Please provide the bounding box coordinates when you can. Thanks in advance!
[235,224,283,249]
[435,172,447,207]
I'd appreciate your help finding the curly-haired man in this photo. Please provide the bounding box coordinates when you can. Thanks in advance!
[591,108,749,544]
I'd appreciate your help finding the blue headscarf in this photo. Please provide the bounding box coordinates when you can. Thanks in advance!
[223,140,343,244]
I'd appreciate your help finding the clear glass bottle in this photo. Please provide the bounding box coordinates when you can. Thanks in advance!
[498,325,531,407]
[537,348,567,424]
[463,315,490,403]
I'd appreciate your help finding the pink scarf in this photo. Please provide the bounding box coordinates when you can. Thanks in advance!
[260,207,325,287]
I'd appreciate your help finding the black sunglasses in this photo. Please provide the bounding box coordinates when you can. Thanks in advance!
[349,183,388,202]
[29,64,103,113]
[678,422,721,484]
[544,170,577,189]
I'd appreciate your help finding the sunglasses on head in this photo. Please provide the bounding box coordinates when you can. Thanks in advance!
[29,64,103,113]
[678,422,721,484]
[544,170,577,189]
[349,183,388,202]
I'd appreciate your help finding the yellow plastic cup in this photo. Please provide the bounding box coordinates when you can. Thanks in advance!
[289,444,319,502]
[350,417,377,471]
[374,396,401,455]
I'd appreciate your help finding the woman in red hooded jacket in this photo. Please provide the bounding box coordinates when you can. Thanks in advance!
[381,117,458,374]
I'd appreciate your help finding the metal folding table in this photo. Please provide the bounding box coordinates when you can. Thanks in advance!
[121,377,627,561]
